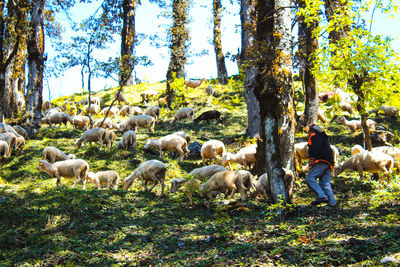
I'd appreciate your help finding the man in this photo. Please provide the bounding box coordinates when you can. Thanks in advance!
[306,124,336,206]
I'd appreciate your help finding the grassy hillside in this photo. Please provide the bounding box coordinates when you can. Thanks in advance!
[0,79,399,266]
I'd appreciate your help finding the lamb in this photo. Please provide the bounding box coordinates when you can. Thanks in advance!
[119,105,132,117]
[205,85,216,96]
[333,151,394,182]
[170,178,202,204]
[75,128,107,149]
[351,144,400,174]
[252,169,295,199]
[188,165,226,181]
[368,106,399,117]
[119,115,155,133]
[172,131,190,144]
[114,91,128,104]
[184,78,206,89]
[294,142,339,171]
[336,116,377,132]
[41,112,72,127]
[43,146,76,163]
[221,144,257,169]
[103,130,116,148]
[123,159,167,195]
[12,125,28,139]
[42,100,51,112]
[140,90,159,103]
[101,106,120,118]
[194,110,223,125]
[116,130,137,150]
[145,106,161,121]
[71,115,90,130]
[199,170,255,201]
[37,159,89,189]
[0,140,9,159]
[86,170,120,190]
[201,140,226,165]
[144,134,189,161]
[0,133,16,157]
[172,107,194,122]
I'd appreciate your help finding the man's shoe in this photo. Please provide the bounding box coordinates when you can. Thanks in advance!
[311,198,329,205]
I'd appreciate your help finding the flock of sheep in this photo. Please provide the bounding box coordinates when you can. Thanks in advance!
[1,83,399,204]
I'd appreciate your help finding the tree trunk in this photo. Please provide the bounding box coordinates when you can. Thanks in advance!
[166,0,189,107]
[213,0,228,85]
[120,0,136,86]
[0,0,6,122]
[295,0,319,132]
[253,0,295,208]
[25,0,45,128]
[240,0,261,138]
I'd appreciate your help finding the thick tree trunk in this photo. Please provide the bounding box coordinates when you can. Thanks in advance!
[213,0,228,85]
[240,0,261,138]
[295,0,319,132]
[0,0,5,122]
[253,0,295,208]
[120,0,136,86]
[25,0,45,128]
[324,0,350,46]
[166,0,189,107]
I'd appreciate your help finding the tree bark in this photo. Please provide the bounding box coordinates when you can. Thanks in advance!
[295,0,319,132]
[240,0,261,138]
[253,0,295,208]
[213,0,228,85]
[25,0,45,128]
[324,0,350,48]
[120,0,136,86]
[166,0,189,107]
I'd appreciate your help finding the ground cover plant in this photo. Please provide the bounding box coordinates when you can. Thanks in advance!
[0,79,400,266]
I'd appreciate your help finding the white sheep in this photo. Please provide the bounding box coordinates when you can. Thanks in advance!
[119,115,155,133]
[188,165,226,180]
[144,134,189,161]
[71,115,90,130]
[0,123,21,136]
[221,144,257,169]
[38,159,89,189]
[103,130,116,149]
[205,85,216,96]
[101,106,119,118]
[352,144,400,174]
[145,106,161,121]
[123,159,167,195]
[140,90,159,103]
[86,171,120,190]
[172,131,191,144]
[12,125,28,139]
[131,106,144,115]
[14,135,25,154]
[80,104,100,116]
[334,151,394,182]
[0,140,9,159]
[185,78,206,89]
[43,107,62,117]
[336,116,377,132]
[0,133,16,157]
[170,178,202,204]
[368,106,399,117]
[75,128,107,149]
[41,112,72,127]
[252,168,295,200]
[114,91,128,104]
[199,170,254,201]
[93,118,113,129]
[172,107,194,122]
[201,140,226,165]
[116,130,137,151]
[120,105,132,117]
[43,146,76,163]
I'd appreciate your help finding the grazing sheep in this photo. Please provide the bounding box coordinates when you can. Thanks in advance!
[144,134,189,161]
[0,133,16,157]
[119,115,155,133]
[188,165,226,181]
[75,128,107,149]
[199,170,255,201]
[123,159,167,195]
[116,130,137,151]
[42,100,51,112]
[71,115,90,130]
[114,91,128,104]
[12,125,28,139]
[81,104,100,116]
[131,106,144,115]
[103,130,116,149]
[205,85,216,96]
[172,131,191,144]
[140,90,159,103]
[120,105,132,117]
[194,110,223,125]
[170,178,202,204]
[86,171,120,190]
[184,78,206,89]
[201,140,226,165]
[101,106,119,118]
[14,135,25,154]
[340,102,354,115]
[0,140,9,159]
[368,106,399,117]
[0,123,21,136]
[252,168,295,200]
[336,116,377,132]
[93,118,113,129]
[334,151,394,182]
[221,144,257,169]
[172,107,194,122]
[38,159,89,189]
[43,107,62,117]
[43,146,76,163]
[145,106,161,121]
[41,112,72,127]
[352,144,400,174]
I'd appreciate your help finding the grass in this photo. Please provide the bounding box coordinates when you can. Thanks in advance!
[0,78,400,266]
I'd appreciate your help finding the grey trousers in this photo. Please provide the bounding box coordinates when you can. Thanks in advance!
[305,162,336,205]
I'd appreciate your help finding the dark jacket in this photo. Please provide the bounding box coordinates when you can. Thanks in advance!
[308,131,334,168]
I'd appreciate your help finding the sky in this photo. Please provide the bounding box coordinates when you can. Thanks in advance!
[44,0,400,101]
